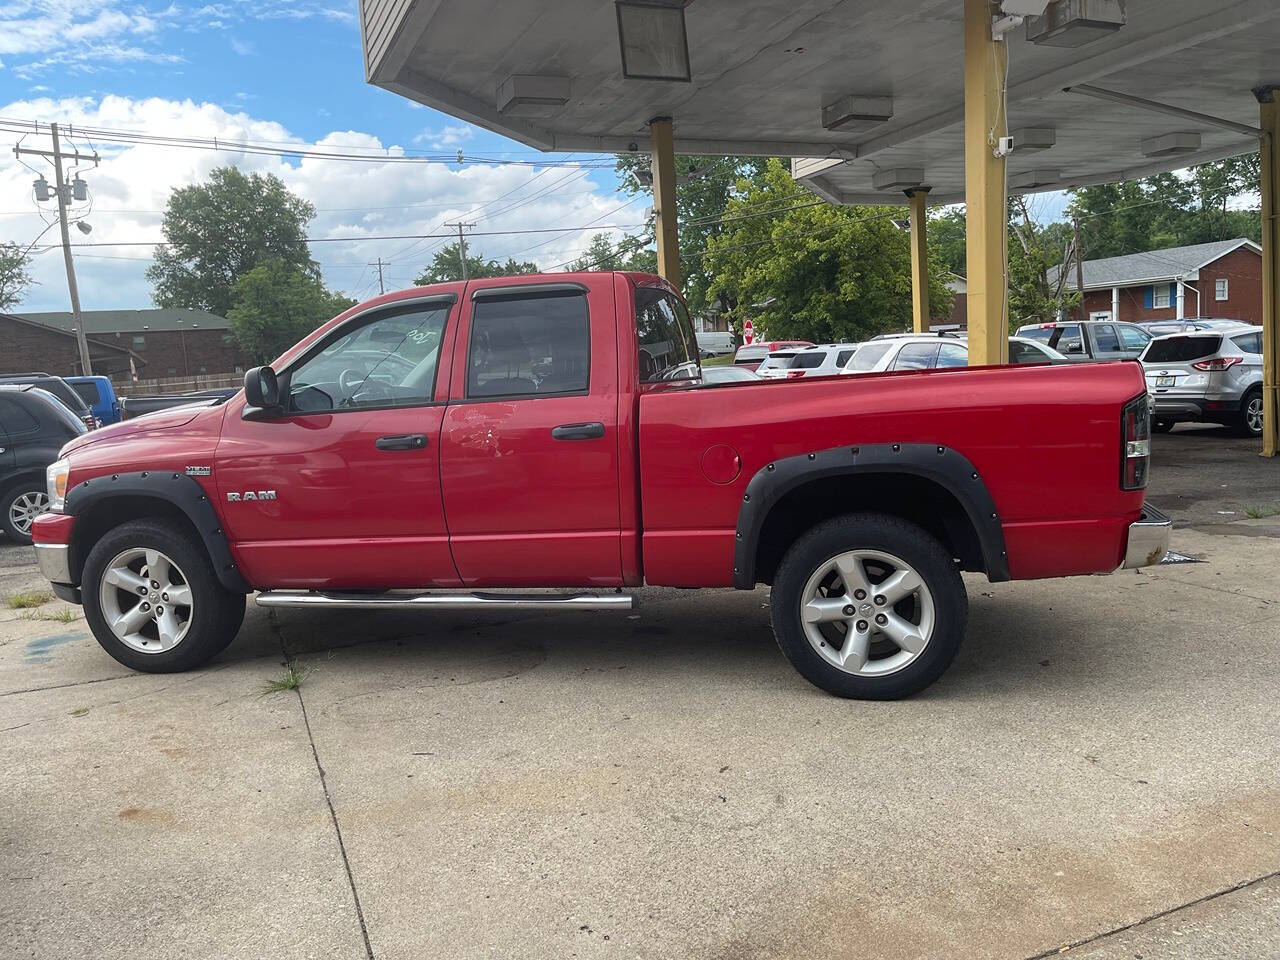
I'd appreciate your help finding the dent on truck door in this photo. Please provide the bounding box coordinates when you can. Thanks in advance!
[440,280,622,587]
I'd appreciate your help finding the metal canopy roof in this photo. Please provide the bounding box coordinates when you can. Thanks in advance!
[361,0,1280,205]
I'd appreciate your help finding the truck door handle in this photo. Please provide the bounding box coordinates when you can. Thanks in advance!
[375,433,429,451]
[551,421,605,441]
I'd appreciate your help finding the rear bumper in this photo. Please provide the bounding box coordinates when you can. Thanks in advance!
[1121,504,1172,570]
[1151,396,1240,420]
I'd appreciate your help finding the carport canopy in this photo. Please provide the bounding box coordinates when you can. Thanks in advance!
[359,0,1280,456]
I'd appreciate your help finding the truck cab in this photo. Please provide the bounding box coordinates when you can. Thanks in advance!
[32,273,1169,700]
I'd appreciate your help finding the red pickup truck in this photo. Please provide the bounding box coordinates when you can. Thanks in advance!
[31,272,1170,699]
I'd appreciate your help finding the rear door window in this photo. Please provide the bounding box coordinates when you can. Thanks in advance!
[635,288,700,383]
[469,291,589,398]
[0,396,40,438]
[934,343,968,368]
[1093,325,1121,352]
[1119,325,1152,350]
[893,343,939,370]
[836,349,856,367]
[1143,335,1222,364]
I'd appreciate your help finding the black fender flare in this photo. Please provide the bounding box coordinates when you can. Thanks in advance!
[64,471,250,593]
[732,443,1010,589]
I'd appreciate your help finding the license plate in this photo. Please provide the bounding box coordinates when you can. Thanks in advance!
[1155,376,1175,387]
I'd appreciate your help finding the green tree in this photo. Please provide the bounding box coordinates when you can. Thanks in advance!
[614,153,771,317]
[927,208,968,277]
[413,243,539,284]
[0,242,33,310]
[228,259,355,363]
[568,231,656,273]
[1009,197,1080,328]
[704,159,952,343]
[147,167,318,317]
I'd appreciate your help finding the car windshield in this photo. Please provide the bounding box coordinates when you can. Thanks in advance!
[1143,335,1222,363]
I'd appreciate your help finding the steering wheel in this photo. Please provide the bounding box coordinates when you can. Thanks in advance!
[339,368,365,393]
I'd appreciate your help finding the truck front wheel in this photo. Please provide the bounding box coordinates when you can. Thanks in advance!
[770,513,968,700]
[81,519,246,673]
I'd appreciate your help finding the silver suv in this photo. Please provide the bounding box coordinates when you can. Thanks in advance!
[1139,326,1264,436]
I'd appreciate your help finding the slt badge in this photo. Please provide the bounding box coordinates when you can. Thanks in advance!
[227,490,277,502]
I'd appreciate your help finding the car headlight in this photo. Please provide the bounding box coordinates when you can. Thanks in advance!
[46,459,69,513]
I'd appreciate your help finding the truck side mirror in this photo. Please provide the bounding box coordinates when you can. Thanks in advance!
[243,366,281,416]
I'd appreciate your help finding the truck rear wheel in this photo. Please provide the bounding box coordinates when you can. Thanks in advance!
[81,519,246,673]
[770,513,967,700]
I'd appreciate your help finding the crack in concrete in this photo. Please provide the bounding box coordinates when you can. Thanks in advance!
[269,610,375,960]
[1024,869,1280,958]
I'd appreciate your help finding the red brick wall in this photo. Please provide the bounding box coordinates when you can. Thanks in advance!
[1079,246,1261,325]
[113,329,249,377]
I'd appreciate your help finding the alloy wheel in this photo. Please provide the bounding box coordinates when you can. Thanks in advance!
[98,548,194,653]
[799,549,935,677]
[8,491,48,536]
[1246,396,1263,435]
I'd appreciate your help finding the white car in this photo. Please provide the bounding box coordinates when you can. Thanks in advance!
[757,343,860,380]
[840,335,1066,374]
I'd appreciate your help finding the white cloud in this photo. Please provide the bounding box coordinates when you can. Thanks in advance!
[1,95,639,312]
[414,123,474,150]
[1,1,181,77]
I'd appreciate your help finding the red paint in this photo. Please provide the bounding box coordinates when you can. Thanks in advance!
[31,511,74,545]
[35,272,1151,597]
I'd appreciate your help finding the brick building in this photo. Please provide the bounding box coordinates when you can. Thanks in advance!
[1057,238,1262,326]
[0,308,246,380]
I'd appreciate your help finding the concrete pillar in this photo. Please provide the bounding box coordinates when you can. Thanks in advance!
[648,116,681,292]
[963,0,1008,366]
[1257,87,1280,457]
[1112,286,1120,323]
[907,188,931,333]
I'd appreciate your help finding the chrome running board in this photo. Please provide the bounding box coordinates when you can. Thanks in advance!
[255,590,636,611]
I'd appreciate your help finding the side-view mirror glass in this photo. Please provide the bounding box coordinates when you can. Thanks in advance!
[243,366,280,411]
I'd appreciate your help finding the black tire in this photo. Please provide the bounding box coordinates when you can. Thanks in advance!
[1,480,47,545]
[1238,387,1263,437]
[770,513,968,700]
[1151,419,1174,434]
[81,519,246,673]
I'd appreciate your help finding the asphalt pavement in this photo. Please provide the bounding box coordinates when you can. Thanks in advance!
[1,426,1277,959]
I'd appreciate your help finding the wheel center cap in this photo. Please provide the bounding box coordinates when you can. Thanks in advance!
[860,603,874,616]
[150,591,160,601]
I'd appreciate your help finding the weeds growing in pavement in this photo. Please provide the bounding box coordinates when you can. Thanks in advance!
[260,662,309,695]
[8,590,53,609]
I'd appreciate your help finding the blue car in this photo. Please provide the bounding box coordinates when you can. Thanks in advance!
[67,375,122,425]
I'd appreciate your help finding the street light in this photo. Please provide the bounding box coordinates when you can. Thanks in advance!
[615,1,692,82]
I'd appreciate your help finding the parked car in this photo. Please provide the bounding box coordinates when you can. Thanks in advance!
[119,388,240,420]
[31,272,1166,701]
[841,336,1068,374]
[0,385,88,544]
[0,373,98,430]
[67,375,123,425]
[695,331,735,357]
[700,366,760,384]
[1140,326,1264,435]
[1014,321,1152,360]
[732,340,814,371]
[759,343,860,380]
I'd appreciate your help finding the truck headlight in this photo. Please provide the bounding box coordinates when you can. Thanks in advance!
[46,459,69,513]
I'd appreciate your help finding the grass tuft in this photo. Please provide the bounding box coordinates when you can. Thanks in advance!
[20,609,79,623]
[68,706,89,718]
[8,590,53,609]
[1244,505,1280,520]
[260,662,309,695]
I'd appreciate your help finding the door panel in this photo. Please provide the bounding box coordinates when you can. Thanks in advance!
[441,278,621,587]
[214,295,460,589]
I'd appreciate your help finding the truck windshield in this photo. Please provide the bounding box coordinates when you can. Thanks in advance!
[635,286,700,382]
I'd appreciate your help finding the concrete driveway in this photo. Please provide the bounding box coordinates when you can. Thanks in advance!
[2,426,1277,959]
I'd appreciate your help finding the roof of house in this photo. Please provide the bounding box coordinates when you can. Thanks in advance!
[1051,239,1262,292]
[12,308,230,335]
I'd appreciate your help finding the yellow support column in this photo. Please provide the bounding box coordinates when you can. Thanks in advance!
[648,116,681,291]
[907,188,931,333]
[963,0,1009,366]
[1258,87,1280,458]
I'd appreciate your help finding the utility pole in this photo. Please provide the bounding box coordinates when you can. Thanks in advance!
[368,257,386,295]
[14,124,98,376]
[446,221,476,280]
[1072,216,1086,323]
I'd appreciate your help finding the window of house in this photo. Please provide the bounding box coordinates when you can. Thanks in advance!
[1152,285,1172,309]
[132,335,146,350]
[1215,278,1229,301]
[468,290,590,398]
[222,334,234,346]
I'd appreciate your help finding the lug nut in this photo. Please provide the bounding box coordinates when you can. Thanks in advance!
[853,589,867,600]
[137,586,147,594]
[856,620,869,632]
[140,602,150,611]
[842,605,855,617]
[155,606,164,615]
[875,614,888,626]
[161,593,169,601]
[151,580,159,589]
[874,595,886,606]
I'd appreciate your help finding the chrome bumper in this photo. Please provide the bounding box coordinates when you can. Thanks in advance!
[34,543,72,585]
[1122,504,1172,570]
